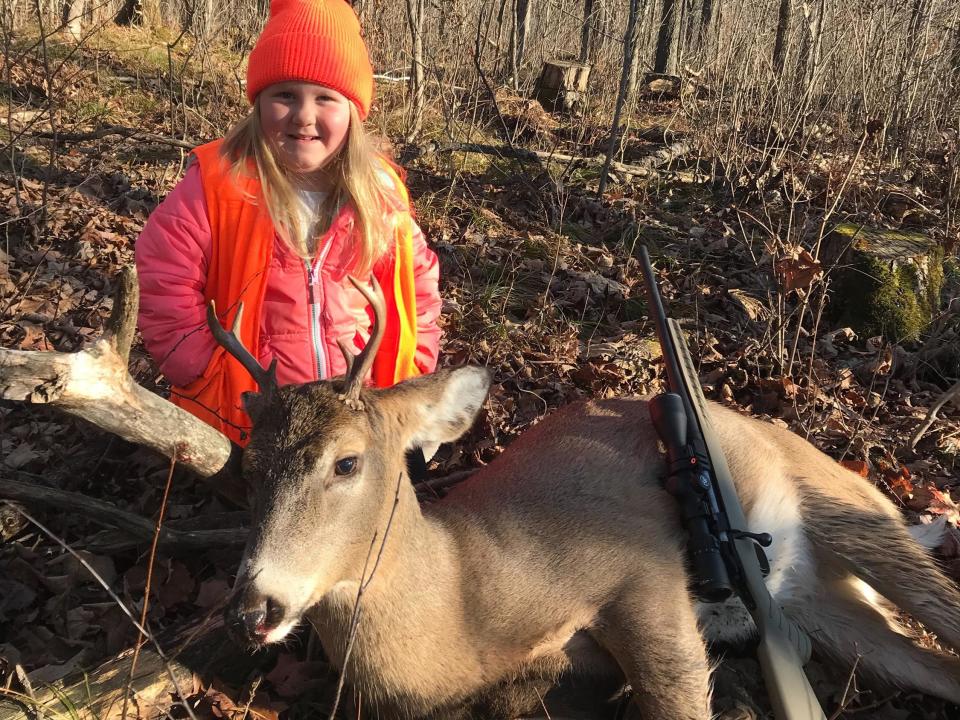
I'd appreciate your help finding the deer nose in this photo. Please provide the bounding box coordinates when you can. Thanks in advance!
[225,593,287,645]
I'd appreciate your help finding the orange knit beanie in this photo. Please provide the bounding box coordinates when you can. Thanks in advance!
[247,0,374,119]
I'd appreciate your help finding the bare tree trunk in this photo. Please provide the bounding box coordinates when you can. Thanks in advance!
[62,0,84,39]
[507,0,518,85]
[653,0,677,74]
[699,0,717,60]
[772,0,792,75]
[599,0,642,195]
[796,0,826,105]
[953,16,960,73]
[494,0,509,78]
[180,0,215,39]
[685,0,715,62]
[593,0,609,59]
[683,0,697,59]
[890,0,930,153]
[580,0,595,63]
[512,0,532,88]
[677,0,689,68]
[115,0,143,25]
[404,0,426,142]
[199,0,215,40]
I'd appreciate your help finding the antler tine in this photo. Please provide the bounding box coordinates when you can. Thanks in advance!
[340,275,386,406]
[207,301,278,393]
[336,338,356,375]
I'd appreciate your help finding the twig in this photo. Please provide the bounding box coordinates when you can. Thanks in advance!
[909,379,960,450]
[838,692,900,714]
[33,124,197,149]
[12,665,41,720]
[239,675,263,720]
[121,453,178,720]
[326,472,404,720]
[2,504,200,720]
[1,475,247,549]
[413,468,476,495]
[827,655,861,720]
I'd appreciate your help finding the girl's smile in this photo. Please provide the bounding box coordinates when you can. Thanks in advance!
[259,81,351,181]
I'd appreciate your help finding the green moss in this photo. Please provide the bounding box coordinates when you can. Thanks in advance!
[832,222,932,251]
[927,248,945,311]
[943,256,960,296]
[834,246,944,342]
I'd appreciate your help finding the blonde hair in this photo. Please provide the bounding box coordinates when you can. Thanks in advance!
[220,100,395,275]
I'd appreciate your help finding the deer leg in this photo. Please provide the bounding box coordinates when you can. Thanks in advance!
[429,656,573,720]
[787,574,960,705]
[593,583,712,720]
[803,490,960,651]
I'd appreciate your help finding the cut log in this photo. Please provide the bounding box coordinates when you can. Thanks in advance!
[0,266,234,478]
[534,60,591,112]
[823,223,944,342]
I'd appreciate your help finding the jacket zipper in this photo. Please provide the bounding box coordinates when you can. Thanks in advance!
[304,239,335,381]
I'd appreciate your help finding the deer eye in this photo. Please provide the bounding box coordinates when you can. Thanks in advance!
[334,456,359,476]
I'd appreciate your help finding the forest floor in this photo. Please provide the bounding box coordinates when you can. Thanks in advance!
[2,24,960,720]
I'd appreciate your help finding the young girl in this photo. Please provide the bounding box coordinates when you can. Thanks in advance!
[135,0,442,446]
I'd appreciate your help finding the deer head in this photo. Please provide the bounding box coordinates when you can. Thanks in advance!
[213,277,490,646]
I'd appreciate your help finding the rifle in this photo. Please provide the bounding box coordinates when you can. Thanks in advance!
[638,246,827,720]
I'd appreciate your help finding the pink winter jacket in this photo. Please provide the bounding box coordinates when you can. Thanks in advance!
[135,164,442,388]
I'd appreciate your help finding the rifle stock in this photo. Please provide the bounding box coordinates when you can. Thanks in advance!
[641,247,826,720]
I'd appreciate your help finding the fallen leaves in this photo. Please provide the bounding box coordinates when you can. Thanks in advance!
[775,248,823,294]
[839,459,869,477]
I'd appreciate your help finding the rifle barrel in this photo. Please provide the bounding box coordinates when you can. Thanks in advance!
[639,247,697,427]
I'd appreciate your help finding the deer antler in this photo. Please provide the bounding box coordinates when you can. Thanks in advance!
[338,275,386,410]
[207,301,279,395]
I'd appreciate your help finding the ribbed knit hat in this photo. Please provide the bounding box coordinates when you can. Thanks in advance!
[247,0,374,120]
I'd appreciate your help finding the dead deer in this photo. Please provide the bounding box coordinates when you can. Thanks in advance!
[218,278,960,719]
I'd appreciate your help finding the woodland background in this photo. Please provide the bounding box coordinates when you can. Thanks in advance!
[1,0,959,717]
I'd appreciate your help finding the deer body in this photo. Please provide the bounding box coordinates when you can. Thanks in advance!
[228,375,960,718]
[216,280,960,719]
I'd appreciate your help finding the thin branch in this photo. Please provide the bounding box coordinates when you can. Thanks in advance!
[32,124,197,149]
[122,454,178,720]
[0,476,247,549]
[909,379,960,450]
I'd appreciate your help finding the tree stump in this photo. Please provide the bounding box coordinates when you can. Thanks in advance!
[534,60,591,112]
[824,222,944,342]
[642,73,682,98]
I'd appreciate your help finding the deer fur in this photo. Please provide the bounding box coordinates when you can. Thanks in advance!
[225,366,960,719]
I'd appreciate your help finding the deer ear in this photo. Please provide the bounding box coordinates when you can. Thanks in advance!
[382,366,491,448]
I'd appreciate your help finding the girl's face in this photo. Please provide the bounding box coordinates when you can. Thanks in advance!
[259,81,352,184]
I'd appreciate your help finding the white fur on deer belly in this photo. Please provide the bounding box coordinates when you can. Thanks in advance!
[697,475,814,644]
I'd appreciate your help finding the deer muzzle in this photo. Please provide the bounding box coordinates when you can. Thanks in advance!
[225,588,291,646]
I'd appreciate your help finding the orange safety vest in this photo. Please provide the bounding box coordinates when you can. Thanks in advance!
[171,139,420,446]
